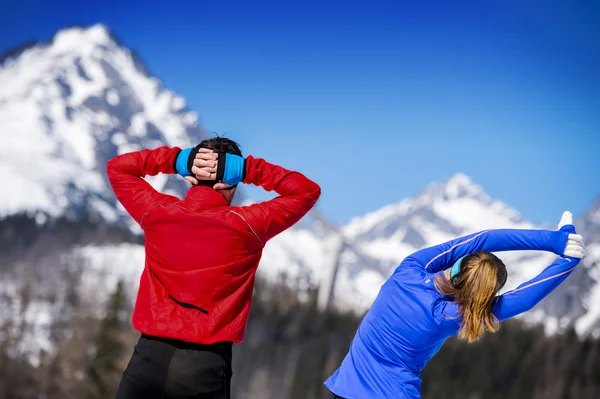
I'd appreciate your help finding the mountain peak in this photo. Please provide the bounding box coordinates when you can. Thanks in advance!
[418,173,487,204]
[344,171,525,245]
[0,24,204,221]
[441,173,485,199]
[53,24,114,45]
[1,25,121,70]
[49,24,117,56]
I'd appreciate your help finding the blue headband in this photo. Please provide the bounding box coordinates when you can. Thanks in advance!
[450,256,465,284]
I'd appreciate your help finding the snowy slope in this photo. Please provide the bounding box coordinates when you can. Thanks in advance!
[342,174,555,296]
[0,25,204,224]
[259,174,599,335]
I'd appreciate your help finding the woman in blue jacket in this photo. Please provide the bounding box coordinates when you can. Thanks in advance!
[325,211,585,399]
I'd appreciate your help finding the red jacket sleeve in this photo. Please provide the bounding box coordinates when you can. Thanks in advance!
[106,146,181,226]
[234,156,321,244]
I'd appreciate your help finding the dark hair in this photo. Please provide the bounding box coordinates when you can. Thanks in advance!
[198,135,242,156]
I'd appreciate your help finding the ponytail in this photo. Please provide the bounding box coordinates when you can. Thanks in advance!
[435,251,506,342]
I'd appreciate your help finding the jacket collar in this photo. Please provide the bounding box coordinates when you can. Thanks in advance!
[183,186,229,211]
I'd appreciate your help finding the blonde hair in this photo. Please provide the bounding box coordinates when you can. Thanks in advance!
[434,251,507,343]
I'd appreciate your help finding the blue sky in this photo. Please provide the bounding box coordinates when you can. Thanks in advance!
[2,0,599,225]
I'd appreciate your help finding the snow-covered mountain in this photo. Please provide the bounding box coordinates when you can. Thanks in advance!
[0,24,203,225]
[258,174,600,337]
[0,25,599,364]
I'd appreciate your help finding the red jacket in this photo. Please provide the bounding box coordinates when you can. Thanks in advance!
[106,146,321,344]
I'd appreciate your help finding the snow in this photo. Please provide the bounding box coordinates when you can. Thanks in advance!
[575,243,600,335]
[259,228,327,284]
[171,95,186,111]
[593,208,600,224]
[0,281,55,366]
[444,173,484,198]
[89,197,120,222]
[355,231,415,262]
[433,197,526,231]
[0,24,201,219]
[106,88,120,106]
[129,113,147,137]
[344,199,411,237]
[50,25,113,55]
[75,244,146,297]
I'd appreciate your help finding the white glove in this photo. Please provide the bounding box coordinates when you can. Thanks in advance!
[557,210,585,258]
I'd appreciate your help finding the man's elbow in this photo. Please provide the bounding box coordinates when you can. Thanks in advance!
[310,182,322,202]
[106,158,118,181]
[302,181,321,209]
[106,155,129,185]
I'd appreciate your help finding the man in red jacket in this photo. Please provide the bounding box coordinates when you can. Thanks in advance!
[108,137,321,399]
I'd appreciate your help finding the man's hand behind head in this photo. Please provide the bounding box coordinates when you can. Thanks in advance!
[184,149,218,185]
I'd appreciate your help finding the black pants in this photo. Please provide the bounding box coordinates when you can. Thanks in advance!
[115,334,233,399]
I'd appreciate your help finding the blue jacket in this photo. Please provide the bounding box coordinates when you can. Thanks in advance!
[325,227,580,399]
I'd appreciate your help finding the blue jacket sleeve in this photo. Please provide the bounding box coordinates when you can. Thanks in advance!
[407,229,568,273]
[492,255,580,322]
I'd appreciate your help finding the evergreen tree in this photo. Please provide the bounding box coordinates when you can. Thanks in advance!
[87,280,127,398]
